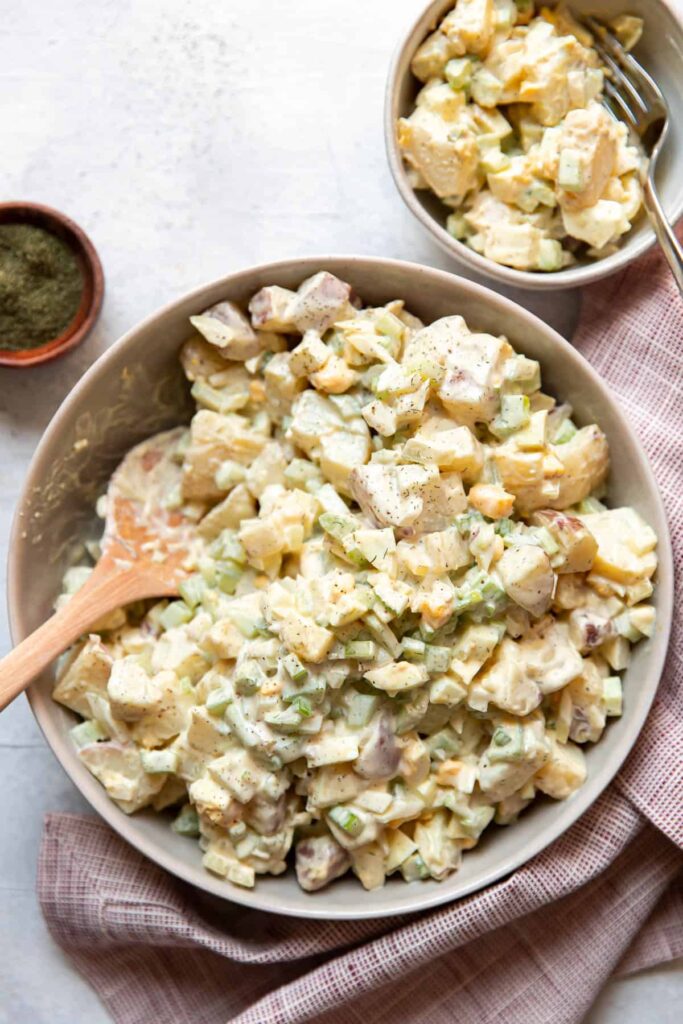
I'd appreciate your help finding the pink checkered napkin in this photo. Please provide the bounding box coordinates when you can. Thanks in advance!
[38,242,683,1024]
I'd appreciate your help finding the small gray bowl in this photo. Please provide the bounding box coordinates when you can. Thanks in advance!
[385,0,683,290]
[8,256,673,918]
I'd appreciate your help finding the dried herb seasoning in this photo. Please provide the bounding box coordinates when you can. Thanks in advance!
[0,223,84,350]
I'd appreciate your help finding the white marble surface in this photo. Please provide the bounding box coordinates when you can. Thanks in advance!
[0,1,679,1022]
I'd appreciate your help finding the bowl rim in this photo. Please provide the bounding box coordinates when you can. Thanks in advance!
[384,0,683,291]
[7,254,674,919]
[0,201,104,367]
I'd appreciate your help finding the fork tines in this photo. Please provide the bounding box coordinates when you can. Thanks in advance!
[572,11,666,145]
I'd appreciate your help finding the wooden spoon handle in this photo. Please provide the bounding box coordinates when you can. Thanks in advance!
[0,568,154,712]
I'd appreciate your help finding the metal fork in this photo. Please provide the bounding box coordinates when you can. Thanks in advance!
[579,13,683,296]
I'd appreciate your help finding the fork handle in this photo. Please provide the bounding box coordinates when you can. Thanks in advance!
[643,174,683,297]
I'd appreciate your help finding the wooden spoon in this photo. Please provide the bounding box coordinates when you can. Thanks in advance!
[0,427,194,712]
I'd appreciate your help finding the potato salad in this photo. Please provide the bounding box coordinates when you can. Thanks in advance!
[54,271,658,893]
[398,1,645,271]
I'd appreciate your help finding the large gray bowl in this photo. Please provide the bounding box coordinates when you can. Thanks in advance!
[8,257,673,919]
[385,0,683,290]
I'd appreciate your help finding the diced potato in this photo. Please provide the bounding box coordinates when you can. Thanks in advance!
[441,0,496,57]
[180,336,229,382]
[182,411,268,502]
[529,509,597,573]
[107,658,163,722]
[197,484,257,540]
[518,619,584,693]
[280,612,334,663]
[556,104,618,212]
[288,331,330,376]
[310,355,357,394]
[350,842,386,891]
[79,741,166,813]
[364,661,429,694]
[248,285,297,332]
[189,301,262,362]
[287,272,355,333]
[398,111,479,200]
[468,482,515,519]
[402,419,484,481]
[350,462,439,529]
[470,639,541,715]
[534,737,586,799]
[411,30,455,82]
[497,545,555,616]
[578,508,658,584]
[53,635,113,718]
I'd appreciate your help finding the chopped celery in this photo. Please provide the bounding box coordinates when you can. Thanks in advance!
[394,688,429,734]
[347,691,379,728]
[553,419,578,444]
[215,561,242,595]
[140,748,178,774]
[284,458,322,488]
[577,496,606,514]
[426,727,461,758]
[533,526,560,557]
[558,148,585,191]
[457,805,495,839]
[400,853,429,882]
[328,805,363,837]
[604,676,623,717]
[172,805,200,837]
[491,394,530,438]
[319,511,357,541]
[488,724,524,763]
[160,601,193,631]
[445,56,477,90]
[364,612,402,658]
[502,354,541,395]
[454,510,485,536]
[425,645,451,674]
[206,686,232,715]
[264,706,305,733]
[179,574,204,609]
[494,518,514,537]
[214,459,246,490]
[226,608,270,639]
[402,636,426,660]
[234,659,265,696]
[538,239,563,272]
[283,672,326,705]
[291,695,313,718]
[282,653,308,682]
[70,719,107,749]
[344,640,377,660]
[446,212,468,240]
[210,530,246,565]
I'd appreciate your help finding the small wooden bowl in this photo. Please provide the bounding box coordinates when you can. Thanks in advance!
[0,202,104,367]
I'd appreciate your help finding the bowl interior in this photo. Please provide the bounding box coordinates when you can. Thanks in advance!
[9,257,672,919]
[387,0,683,289]
[0,202,104,367]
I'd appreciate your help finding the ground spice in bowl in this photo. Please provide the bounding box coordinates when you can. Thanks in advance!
[0,223,84,350]
[0,202,103,367]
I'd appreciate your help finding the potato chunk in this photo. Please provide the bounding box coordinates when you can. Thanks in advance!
[497,545,555,617]
[529,509,598,573]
